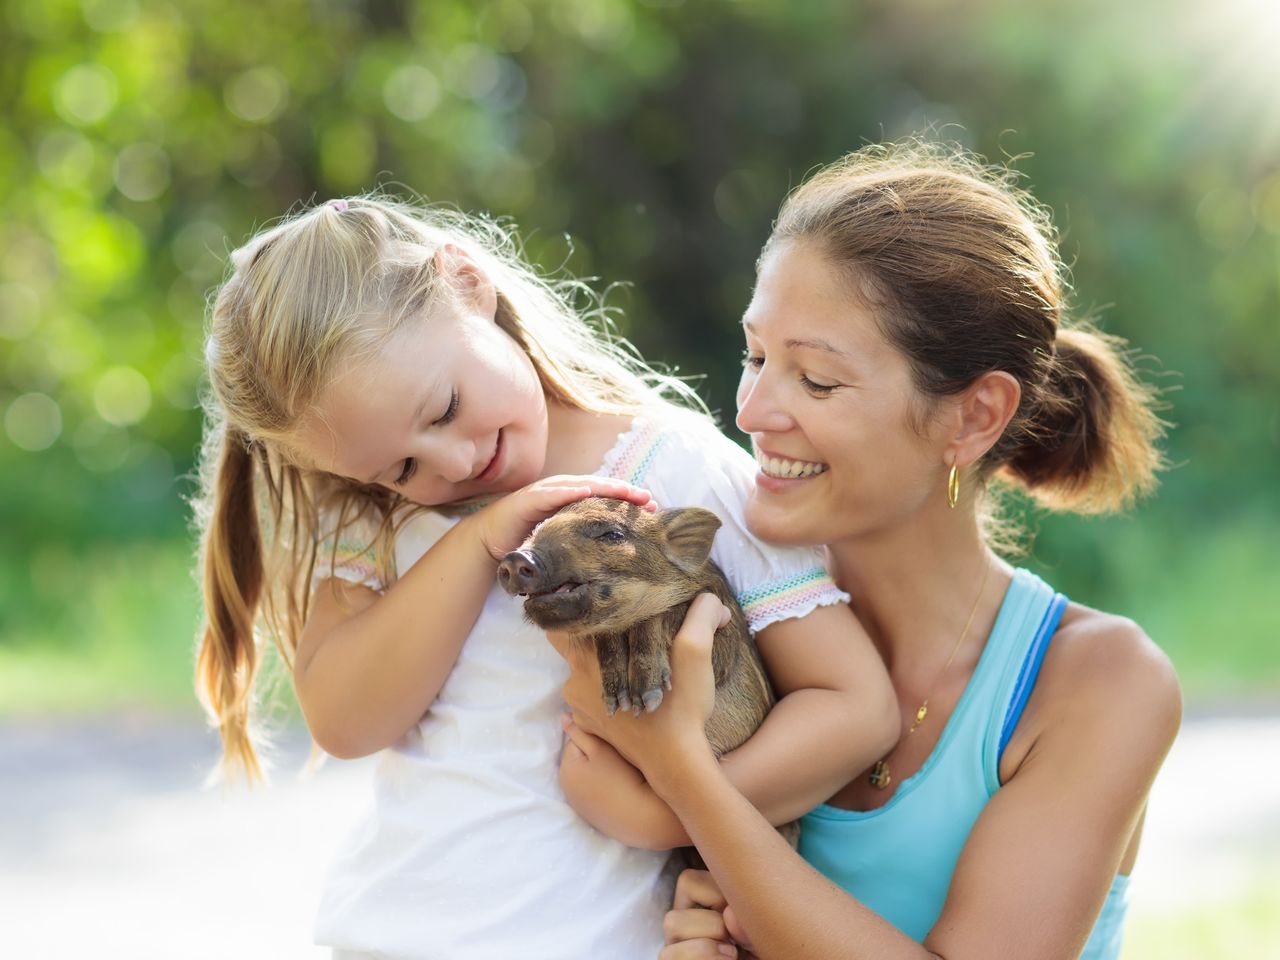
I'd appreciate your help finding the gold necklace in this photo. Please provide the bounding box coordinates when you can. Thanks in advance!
[868,560,993,790]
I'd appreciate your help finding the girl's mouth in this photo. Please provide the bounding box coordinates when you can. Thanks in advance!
[475,429,505,483]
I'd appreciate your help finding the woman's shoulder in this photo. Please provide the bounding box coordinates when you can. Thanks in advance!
[1001,597,1181,780]
[1049,602,1181,717]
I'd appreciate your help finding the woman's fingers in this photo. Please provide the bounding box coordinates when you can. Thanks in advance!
[663,907,731,945]
[722,907,755,954]
[658,940,738,959]
[675,595,730,652]
[673,869,728,912]
[544,628,573,659]
[559,714,601,758]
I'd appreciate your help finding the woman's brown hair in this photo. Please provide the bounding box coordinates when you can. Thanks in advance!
[767,141,1168,517]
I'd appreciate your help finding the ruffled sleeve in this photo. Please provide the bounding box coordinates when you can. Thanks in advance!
[606,410,850,633]
[313,508,388,593]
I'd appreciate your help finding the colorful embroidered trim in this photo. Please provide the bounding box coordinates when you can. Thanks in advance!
[737,568,846,630]
[315,538,383,590]
[605,419,669,486]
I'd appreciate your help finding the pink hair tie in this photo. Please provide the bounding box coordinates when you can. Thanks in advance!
[327,198,349,212]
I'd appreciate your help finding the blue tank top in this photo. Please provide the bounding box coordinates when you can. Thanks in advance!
[799,568,1130,958]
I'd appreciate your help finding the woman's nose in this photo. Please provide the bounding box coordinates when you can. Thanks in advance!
[735,370,793,435]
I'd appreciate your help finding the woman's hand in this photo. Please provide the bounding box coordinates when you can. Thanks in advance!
[554,593,729,791]
[661,869,756,959]
[469,475,655,561]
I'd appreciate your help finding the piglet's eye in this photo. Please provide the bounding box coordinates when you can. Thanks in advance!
[594,528,626,543]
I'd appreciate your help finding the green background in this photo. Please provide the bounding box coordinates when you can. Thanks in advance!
[1,2,1277,953]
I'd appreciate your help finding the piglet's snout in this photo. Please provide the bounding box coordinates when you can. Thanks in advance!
[498,549,545,595]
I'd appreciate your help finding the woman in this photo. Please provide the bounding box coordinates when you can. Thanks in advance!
[558,142,1181,959]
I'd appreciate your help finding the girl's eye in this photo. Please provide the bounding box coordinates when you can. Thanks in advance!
[740,350,764,370]
[800,375,838,396]
[434,389,459,426]
[394,458,417,486]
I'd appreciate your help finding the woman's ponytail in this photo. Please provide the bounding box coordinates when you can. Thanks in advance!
[194,421,266,782]
[1003,325,1168,514]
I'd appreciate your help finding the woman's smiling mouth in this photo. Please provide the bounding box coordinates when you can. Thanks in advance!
[754,445,829,480]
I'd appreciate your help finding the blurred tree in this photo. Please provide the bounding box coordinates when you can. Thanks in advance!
[1,0,1276,702]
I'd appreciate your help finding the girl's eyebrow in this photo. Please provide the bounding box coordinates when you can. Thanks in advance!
[742,319,853,359]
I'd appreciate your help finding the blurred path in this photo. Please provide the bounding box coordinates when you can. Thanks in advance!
[1,711,1276,958]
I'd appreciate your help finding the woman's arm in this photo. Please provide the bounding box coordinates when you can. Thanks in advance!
[555,601,899,849]
[618,598,1182,959]
[294,477,654,759]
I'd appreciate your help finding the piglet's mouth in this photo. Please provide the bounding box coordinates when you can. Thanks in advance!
[523,581,589,600]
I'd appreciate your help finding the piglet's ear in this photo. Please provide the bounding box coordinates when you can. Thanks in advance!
[659,507,722,575]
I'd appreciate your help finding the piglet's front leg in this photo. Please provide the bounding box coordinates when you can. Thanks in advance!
[594,631,632,716]
[625,607,685,715]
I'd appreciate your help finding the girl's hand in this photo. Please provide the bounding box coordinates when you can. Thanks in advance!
[661,869,756,959]
[469,475,655,561]
[558,593,728,786]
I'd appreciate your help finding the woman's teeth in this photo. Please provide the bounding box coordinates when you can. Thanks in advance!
[756,452,828,479]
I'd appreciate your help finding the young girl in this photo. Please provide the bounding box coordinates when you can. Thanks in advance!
[193,197,898,958]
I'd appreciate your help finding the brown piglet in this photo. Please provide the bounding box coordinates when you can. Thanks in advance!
[497,497,774,762]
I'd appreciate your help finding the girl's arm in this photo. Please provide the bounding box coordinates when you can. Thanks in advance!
[556,601,899,849]
[294,476,654,759]
[632,598,1182,960]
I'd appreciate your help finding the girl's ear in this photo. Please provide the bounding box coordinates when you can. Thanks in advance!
[433,242,498,321]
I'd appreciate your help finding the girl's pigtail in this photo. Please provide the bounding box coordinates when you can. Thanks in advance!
[195,421,266,782]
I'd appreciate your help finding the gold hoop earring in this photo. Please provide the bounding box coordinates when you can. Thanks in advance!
[947,463,960,509]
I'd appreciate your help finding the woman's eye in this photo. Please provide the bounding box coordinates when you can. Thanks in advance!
[740,350,764,370]
[800,375,838,396]
[393,458,417,486]
[434,389,459,426]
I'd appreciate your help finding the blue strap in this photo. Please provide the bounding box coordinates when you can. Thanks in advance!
[998,593,1068,759]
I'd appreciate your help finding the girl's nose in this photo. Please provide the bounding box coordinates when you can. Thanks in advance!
[735,370,793,436]
[432,438,476,484]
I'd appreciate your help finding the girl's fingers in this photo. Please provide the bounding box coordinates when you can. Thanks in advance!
[663,907,732,945]
[658,940,738,959]
[672,869,728,912]
[540,477,654,505]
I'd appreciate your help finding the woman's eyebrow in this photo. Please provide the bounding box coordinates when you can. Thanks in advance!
[743,319,853,359]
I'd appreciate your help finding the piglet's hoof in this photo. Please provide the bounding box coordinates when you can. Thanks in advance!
[603,694,619,716]
[642,687,665,713]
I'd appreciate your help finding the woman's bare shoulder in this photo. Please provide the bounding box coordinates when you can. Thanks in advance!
[1002,600,1182,780]
[1053,602,1181,707]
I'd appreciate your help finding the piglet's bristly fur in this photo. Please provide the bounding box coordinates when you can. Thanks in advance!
[497,497,773,758]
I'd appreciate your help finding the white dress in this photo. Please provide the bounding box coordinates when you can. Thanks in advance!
[312,410,849,960]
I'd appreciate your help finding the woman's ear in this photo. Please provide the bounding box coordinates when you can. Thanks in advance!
[946,370,1022,470]
[433,243,498,321]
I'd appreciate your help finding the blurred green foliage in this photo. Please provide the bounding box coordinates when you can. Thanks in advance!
[1,0,1277,711]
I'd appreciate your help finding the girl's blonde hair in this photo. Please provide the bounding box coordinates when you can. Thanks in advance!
[193,196,705,781]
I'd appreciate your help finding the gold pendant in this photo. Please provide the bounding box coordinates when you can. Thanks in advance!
[869,760,892,789]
